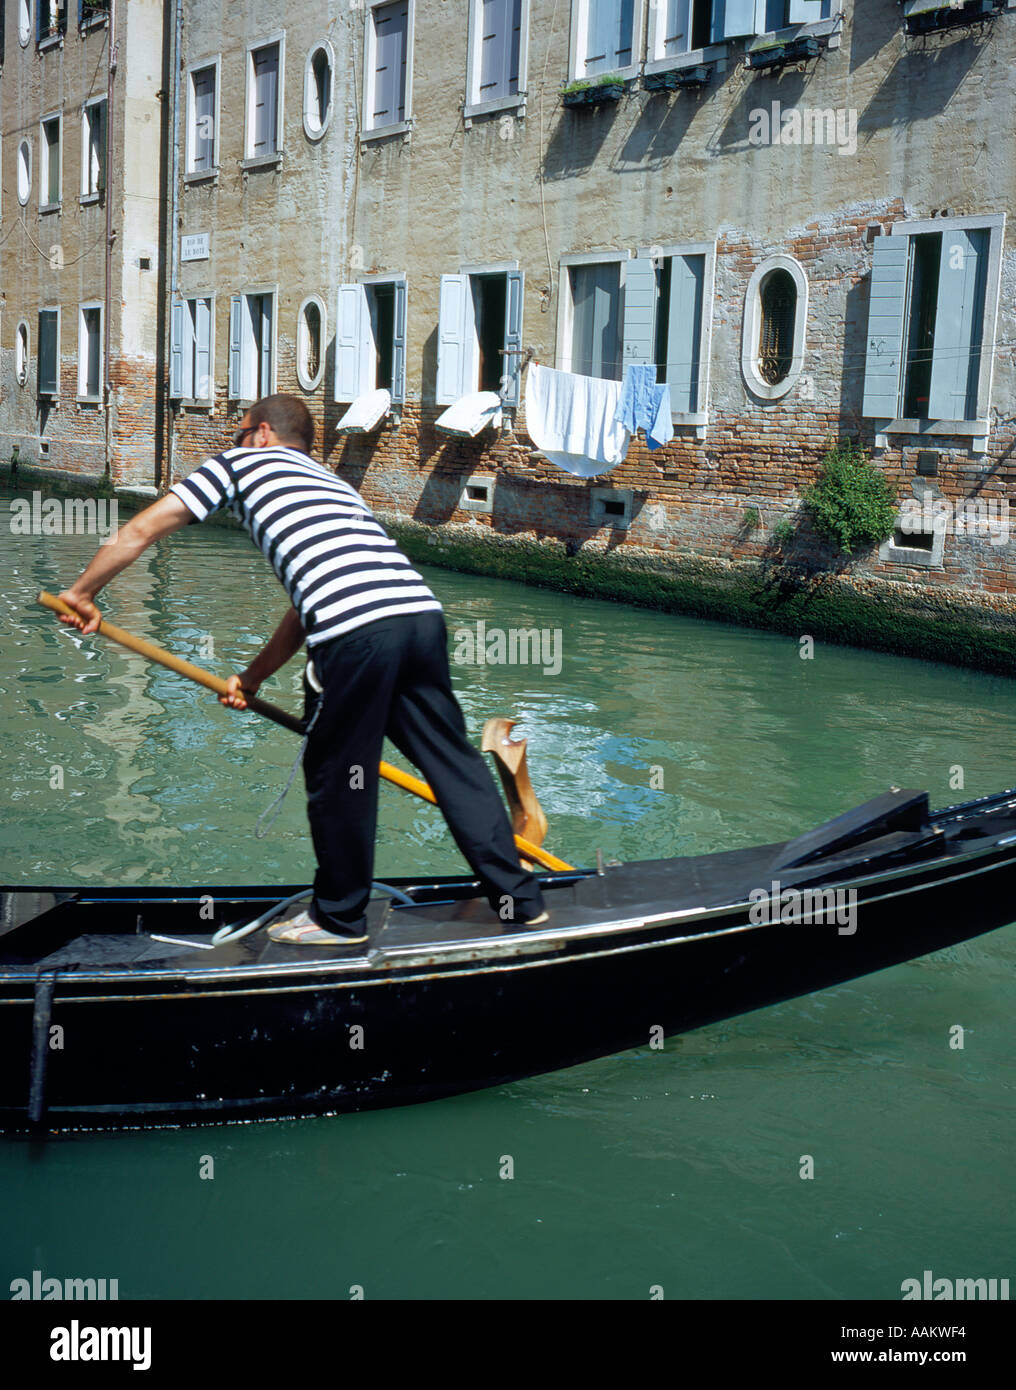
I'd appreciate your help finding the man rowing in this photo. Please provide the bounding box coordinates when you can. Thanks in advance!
[55,393,547,945]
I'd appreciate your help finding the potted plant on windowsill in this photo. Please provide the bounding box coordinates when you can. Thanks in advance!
[561,74,627,107]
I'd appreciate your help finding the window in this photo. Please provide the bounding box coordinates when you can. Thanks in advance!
[17,141,32,206]
[245,38,284,161]
[861,217,1003,432]
[465,0,528,115]
[646,0,826,62]
[81,99,106,198]
[296,296,326,391]
[570,0,642,81]
[78,304,103,399]
[40,116,61,207]
[436,270,523,405]
[741,255,807,400]
[303,43,334,139]
[19,2,33,47]
[187,62,219,176]
[38,309,60,396]
[621,244,714,420]
[364,1,413,136]
[170,297,214,401]
[37,1,67,44]
[79,1,111,25]
[16,322,30,386]
[228,293,275,401]
[335,277,408,405]
[560,257,625,380]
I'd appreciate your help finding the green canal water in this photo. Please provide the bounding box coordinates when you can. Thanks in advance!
[1,490,1014,1300]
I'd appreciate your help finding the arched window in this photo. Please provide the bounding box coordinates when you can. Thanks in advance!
[741,255,808,401]
[303,44,334,140]
[757,269,796,386]
[16,322,30,385]
[17,141,32,206]
[296,296,326,391]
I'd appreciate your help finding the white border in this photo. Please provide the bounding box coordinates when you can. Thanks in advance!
[638,239,715,425]
[556,249,630,375]
[362,0,416,141]
[568,0,646,83]
[464,0,530,120]
[303,40,335,141]
[741,254,808,402]
[38,305,61,397]
[15,320,30,386]
[244,32,286,163]
[80,95,106,200]
[77,301,103,400]
[39,112,62,210]
[19,1,32,48]
[296,294,327,392]
[185,56,221,178]
[16,139,33,207]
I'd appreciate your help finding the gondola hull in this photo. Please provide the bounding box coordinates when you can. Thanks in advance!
[2,785,1015,1132]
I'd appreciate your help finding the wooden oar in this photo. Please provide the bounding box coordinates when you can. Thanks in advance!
[38,590,575,873]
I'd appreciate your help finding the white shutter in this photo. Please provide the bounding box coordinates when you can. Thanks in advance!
[435,273,476,405]
[622,257,658,367]
[170,301,186,399]
[228,295,243,398]
[787,1,824,22]
[716,0,765,41]
[502,270,523,407]
[391,279,408,405]
[666,254,705,414]
[335,283,369,402]
[194,298,212,400]
[861,238,909,420]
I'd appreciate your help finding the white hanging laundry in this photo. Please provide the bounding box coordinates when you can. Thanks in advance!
[335,388,392,434]
[435,391,503,438]
[524,364,631,478]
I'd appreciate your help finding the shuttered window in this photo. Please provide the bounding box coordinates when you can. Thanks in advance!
[81,100,106,197]
[861,225,993,423]
[435,271,523,404]
[479,0,523,101]
[335,279,408,405]
[170,298,213,401]
[78,305,102,399]
[622,250,710,415]
[42,118,61,206]
[38,310,60,396]
[570,263,623,381]
[190,66,217,173]
[228,294,273,401]
[371,3,409,129]
[582,0,635,77]
[251,44,280,156]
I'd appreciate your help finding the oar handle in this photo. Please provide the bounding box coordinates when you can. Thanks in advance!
[38,591,575,873]
[37,590,304,734]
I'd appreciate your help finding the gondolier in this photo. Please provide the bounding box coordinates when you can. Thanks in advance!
[54,393,546,945]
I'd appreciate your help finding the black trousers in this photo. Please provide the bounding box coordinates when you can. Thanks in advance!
[302,610,546,932]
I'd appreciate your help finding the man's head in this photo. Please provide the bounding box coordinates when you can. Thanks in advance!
[235,394,315,453]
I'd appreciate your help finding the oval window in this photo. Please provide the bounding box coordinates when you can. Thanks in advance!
[297,297,325,391]
[17,141,32,206]
[16,322,30,386]
[757,269,797,387]
[303,44,333,140]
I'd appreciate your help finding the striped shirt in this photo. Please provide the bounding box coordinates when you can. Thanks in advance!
[170,446,442,646]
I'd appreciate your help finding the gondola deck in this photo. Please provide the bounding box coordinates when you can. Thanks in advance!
[2,784,1015,1132]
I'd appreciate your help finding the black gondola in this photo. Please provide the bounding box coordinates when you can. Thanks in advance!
[2,784,1015,1133]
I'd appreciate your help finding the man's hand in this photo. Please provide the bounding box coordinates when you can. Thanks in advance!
[56,591,103,635]
[220,673,261,712]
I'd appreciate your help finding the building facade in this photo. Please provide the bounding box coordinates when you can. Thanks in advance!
[0,0,165,490]
[5,2,1016,626]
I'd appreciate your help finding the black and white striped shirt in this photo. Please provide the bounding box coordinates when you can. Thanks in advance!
[170,446,441,646]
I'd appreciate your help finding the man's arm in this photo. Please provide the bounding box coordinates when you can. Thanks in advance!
[221,607,306,711]
[56,493,196,633]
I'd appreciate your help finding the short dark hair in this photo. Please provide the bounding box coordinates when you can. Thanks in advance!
[249,394,315,453]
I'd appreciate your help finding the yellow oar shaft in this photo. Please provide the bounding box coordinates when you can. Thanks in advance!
[38,590,575,873]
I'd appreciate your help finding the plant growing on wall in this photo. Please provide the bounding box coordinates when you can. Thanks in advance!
[803,440,897,556]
